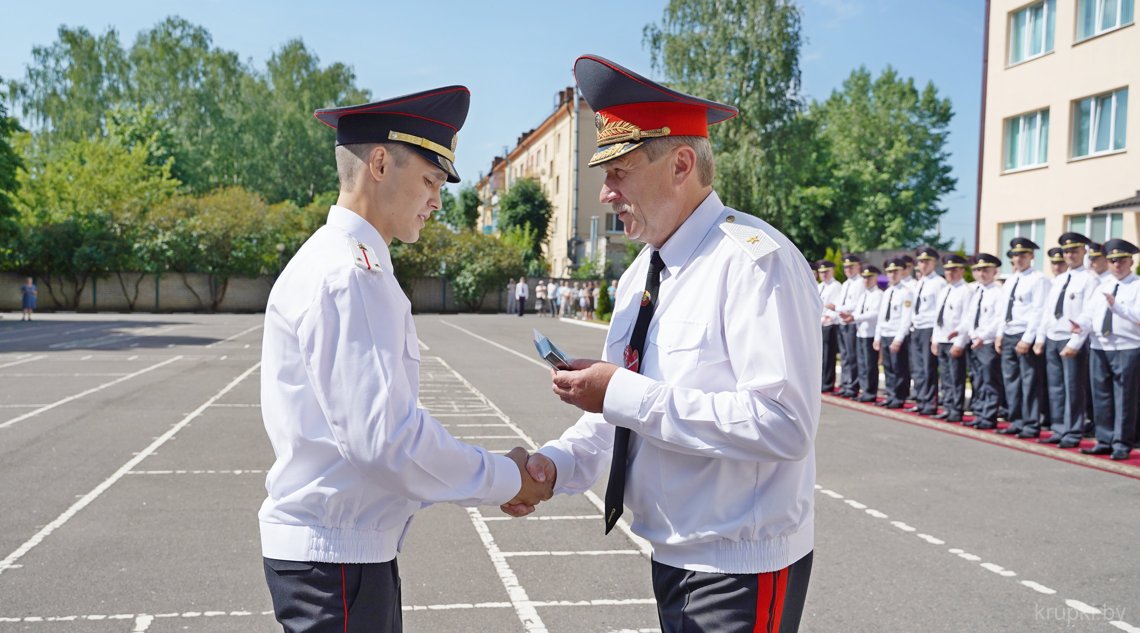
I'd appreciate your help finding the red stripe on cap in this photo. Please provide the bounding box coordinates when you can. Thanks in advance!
[600,102,709,138]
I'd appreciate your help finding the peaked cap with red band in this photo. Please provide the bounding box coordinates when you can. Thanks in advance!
[574,54,738,167]
[314,86,469,183]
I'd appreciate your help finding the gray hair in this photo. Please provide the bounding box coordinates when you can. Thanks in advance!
[642,136,715,186]
[335,142,410,190]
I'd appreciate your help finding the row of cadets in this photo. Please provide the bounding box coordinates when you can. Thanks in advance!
[845,265,883,403]
[834,254,868,397]
[909,247,949,415]
[872,258,914,408]
[994,237,1051,438]
[818,260,843,392]
[930,254,972,421]
[955,253,1005,428]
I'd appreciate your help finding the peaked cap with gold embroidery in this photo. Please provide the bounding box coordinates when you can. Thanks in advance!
[314,86,469,183]
[574,55,738,166]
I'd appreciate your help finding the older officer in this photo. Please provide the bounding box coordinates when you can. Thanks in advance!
[1035,233,1098,447]
[931,254,972,422]
[956,254,1004,429]
[843,265,883,403]
[507,55,820,633]
[910,247,948,415]
[1069,239,1140,461]
[833,254,867,398]
[258,87,551,632]
[875,258,915,409]
[818,260,842,393]
[996,237,1049,438]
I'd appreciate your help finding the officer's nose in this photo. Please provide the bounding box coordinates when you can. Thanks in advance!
[599,183,619,205]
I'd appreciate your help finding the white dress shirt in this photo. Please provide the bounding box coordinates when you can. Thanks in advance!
[516,281,529,299]
[932,280,972,346]
[910,272,948,330]
[997,268,1049,343]
[819,278,842,325]
[853,286,883,338]
[258,206,521,564]
[539,191,820,575]
[958,281,1003,347]
[875,283,914,345]
[835,277,866,321]
[1071,273,1140,351]
[1038,266,1099,344]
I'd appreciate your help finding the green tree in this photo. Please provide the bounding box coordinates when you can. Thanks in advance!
[438,185,480,231]
[448,231,527,311]
[595,280,613,322]
[0,104,23,265]
[497,177,553,270]
[809,66,956,252]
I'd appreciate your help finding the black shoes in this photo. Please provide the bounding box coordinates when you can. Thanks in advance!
[974,421,996,430]
[996,427,1022,435]
[884,401,904,409]
[856,395,877,403]
[930,411,949,420]
[1037,435,1062,445]
[1017,430,1040,439]
[1058,438,1081,449]
[1080,444,1112,455]
[1110,450,1131,461]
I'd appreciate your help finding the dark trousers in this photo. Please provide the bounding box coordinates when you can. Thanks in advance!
[882,335,911,404]
[937,343,966,417]
[1089,347,1140,452]
[968,343,1002,424]
[516,296,526,316]
[856,336,879,397]
[652,552,813,633]
[821,325,839,390]
[838,323,859,394]
[1044,338,1089,441]
[264,557,402,633]
[909,327,938,411]
[1000,333,1045,431]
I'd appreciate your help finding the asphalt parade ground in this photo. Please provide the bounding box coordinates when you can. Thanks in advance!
[0,312,1137,633]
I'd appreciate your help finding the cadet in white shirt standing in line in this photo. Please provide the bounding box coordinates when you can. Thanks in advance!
[995,237,1050,438]
[956,254,1005,429]
[875,258,915,409]
[1081,241,1112,433]
[505,54,820,633]
[258,87,552,633]
[833,254,867,399]
[909,247,949,416]
[1035,234,1099,448]
[844,265,884,403]
[1067,239,1140,461]
[818,260,843,394]
[930,254,972,422]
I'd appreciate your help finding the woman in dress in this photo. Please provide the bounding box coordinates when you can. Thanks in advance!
[21,277,37,321]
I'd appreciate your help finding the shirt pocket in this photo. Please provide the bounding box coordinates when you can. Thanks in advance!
[605,315,636,363]
[651,320,706,371]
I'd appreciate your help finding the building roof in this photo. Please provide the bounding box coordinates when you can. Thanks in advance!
[1093,189,1140,212]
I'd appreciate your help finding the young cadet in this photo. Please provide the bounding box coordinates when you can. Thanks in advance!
[833,254,867,398]
[875,258,915,409]
[956,254,1005,429]
[996,237,1050,438]
[818,260,842,393]
[1035,233,1098,447]
[1088,243,1112,282]
[845,265,883,403]
[930,254,972,422]
[258,87,551,632]
[1068,239,1140,461]
[510,54,820,633]
[910,246,949,415]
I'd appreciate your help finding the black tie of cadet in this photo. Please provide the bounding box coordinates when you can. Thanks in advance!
[973,292,983,329]
[885,289,894,322]
[605,250,665,534]
[1054,273,1071,319]
[1005,277,1020,323]
[915,279,925,313]
[1102,283,1120,336]
[936,287,949,328]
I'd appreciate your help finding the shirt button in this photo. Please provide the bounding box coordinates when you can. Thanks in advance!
[726,215,735,223]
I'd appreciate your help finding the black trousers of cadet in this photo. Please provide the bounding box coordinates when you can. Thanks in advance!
[882,336,911,404]
[652,552,813,633]
[821,325,839,391]
[1043,338,1089,442]
[968,343,1002,424]
[909,327,938,411]
[1000,333,1045,432]
[838,323,860,395]
[937,343,966,418]
[856,336,879,398]
[264,557,402,633]
[1089,348,1140,452]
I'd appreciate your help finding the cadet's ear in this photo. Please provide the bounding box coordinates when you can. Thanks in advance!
[367,145,389,181]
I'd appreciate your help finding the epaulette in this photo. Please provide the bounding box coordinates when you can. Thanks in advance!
[719,214,780,261]
[348,237,381,272]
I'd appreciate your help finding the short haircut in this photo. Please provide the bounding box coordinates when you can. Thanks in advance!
[335,142,410,190]
[642,136,715,186]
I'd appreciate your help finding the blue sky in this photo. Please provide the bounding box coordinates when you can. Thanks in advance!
[0,0,984,248]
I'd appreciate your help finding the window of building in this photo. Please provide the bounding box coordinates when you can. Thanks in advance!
[1076,0,1134,41]
[555,175,560,194]
[1003,108,1049,170]
[605,213,624,233]
[1072,88,1128,158]
[999,219,1046,273]
[1068,212,1125,241]
[1009,0,1055,64]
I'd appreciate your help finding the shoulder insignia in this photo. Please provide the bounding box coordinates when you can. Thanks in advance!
[348,238,380,272]
[719,220,780,260]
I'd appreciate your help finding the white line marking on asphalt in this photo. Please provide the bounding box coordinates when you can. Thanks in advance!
[956,552,982,562]
[132,614,154,631]
[80,355,92,360]
[0,404,50,408]
[980,562,1017,577]
[844,499,867,509]
[467,507,547,632]
[205,324,263,348]
[558,317,610,331]
[0,355,46,370]
[1065,600,1102,615]
[529,599,656,607]
[865,509,888,519]
[500,550,641,557]
[128,355,138,361]
[440,321,549,370]
[916,534,945,545]
[418,339,431,351]
[1020,581,1056,594]
[0,361,260,575]
[819,489,843,499]
[0,356,183,430]
[1110,621,1140,632]
[891,521,916,532]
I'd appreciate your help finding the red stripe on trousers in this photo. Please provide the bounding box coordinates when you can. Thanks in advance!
[754,566,789,633]
[341,564,349,633]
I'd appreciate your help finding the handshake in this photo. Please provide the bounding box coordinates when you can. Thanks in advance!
[501,447,557,518]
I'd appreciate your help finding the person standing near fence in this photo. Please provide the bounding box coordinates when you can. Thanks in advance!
[21,277,37,321]
[515,276,528,317]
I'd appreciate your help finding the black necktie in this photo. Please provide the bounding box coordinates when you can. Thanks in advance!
[936,287,951,327]
[605,250,665,534]
[915,279,925,313]
[885,289,894,322]
[860,292,867,314]
[974,291,984,329]
[841,283,849,306]
[1005,277,1020,323]
[1102,283,1120,336]
[1054,273,1071,319]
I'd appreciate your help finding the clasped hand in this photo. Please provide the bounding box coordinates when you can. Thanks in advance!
[501,448,557,517]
